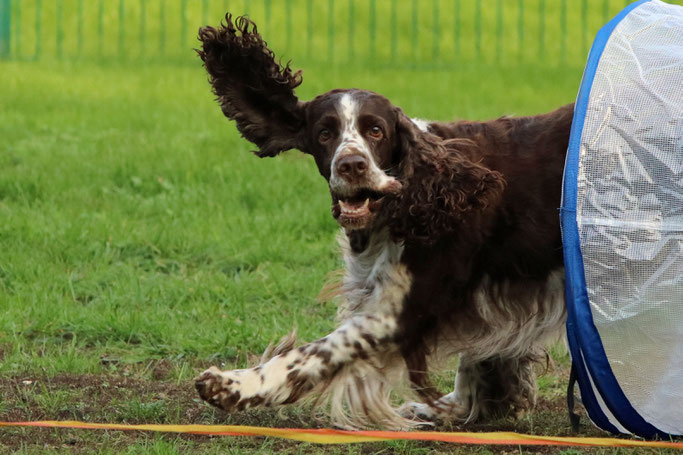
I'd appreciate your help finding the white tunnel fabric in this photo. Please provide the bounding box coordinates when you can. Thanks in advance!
[562,0,683,438]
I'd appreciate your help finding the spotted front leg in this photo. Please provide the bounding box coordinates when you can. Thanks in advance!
[196,313,398,412]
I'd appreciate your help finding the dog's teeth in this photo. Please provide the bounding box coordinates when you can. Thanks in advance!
[338,198,372,217]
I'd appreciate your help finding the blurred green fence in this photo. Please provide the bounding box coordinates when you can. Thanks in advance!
[0,0,681,66]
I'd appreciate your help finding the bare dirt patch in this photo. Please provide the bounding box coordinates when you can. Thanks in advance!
[0,371,674,454]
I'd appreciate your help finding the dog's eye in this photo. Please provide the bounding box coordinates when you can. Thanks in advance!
[368,126,383,139]
[318,129,331,143]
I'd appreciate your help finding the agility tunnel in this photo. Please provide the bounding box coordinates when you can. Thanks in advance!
[562,0,683,438]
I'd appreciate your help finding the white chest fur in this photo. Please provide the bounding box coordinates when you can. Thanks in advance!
[338,229,408,318]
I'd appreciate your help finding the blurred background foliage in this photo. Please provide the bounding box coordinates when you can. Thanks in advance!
[2,0,682,67]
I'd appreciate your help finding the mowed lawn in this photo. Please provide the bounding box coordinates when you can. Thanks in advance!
[0,59,675,454]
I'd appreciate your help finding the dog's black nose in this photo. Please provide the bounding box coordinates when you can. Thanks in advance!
[336,154,368,181]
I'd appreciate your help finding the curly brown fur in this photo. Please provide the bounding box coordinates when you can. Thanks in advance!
[385,112,506,244]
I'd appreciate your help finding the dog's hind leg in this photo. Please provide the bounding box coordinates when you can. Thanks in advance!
[470,354,538,420]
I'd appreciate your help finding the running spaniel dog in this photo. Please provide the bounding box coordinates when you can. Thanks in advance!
[195,15,573,429]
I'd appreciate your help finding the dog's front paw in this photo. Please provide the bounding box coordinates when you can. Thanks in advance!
[195,366,267,412]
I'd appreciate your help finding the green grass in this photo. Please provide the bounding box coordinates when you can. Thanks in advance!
[0,58,581,376]
[0,57,679,453]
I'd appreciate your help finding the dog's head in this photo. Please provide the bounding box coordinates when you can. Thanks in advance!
[198,16,504,243]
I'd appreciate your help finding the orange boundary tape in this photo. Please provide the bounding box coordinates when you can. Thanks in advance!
[1,421,682,448]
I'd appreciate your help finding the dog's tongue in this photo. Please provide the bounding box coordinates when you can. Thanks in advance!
[340,199,370,218]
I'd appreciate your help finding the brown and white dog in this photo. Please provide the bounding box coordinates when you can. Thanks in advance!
[194,15,574,429]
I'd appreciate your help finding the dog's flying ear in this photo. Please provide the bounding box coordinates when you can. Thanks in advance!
[197,15,305,157]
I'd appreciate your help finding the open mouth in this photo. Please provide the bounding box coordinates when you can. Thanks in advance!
[332,188,386,229]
